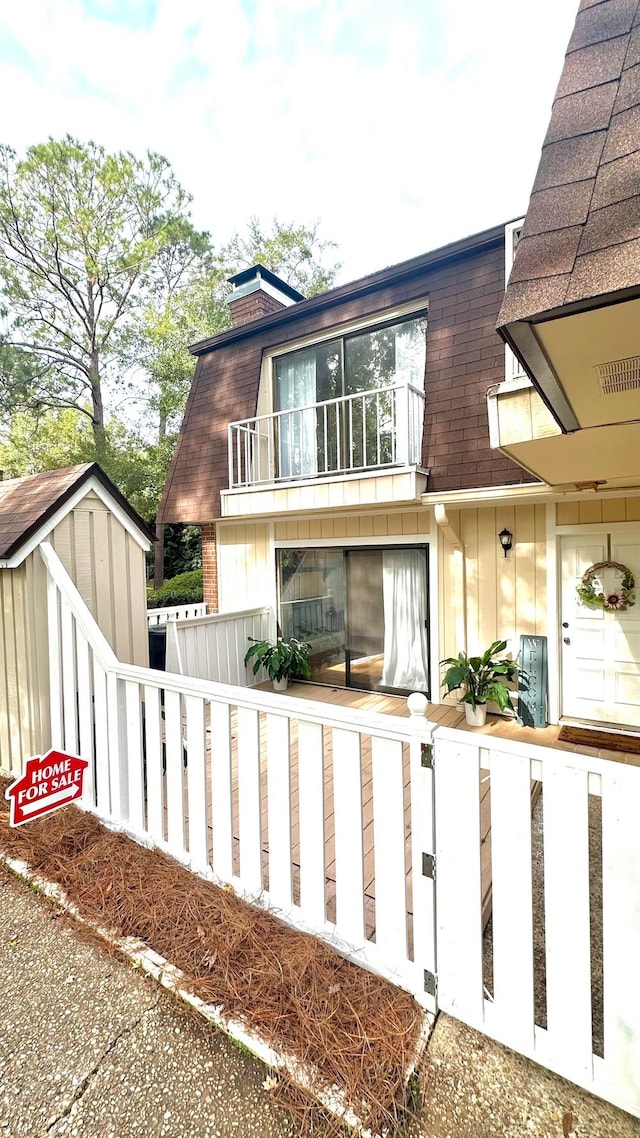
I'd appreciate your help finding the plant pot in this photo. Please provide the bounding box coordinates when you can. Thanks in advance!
[464,702,487,727]
[272,676,288,692]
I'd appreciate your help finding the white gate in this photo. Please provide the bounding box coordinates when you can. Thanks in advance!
[433,727,640,1118]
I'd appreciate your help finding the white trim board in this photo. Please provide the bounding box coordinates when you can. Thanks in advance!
[272,534,431,549]
[0,475,152,569]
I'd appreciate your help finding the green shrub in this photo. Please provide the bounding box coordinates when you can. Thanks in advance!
[147,569,203,610]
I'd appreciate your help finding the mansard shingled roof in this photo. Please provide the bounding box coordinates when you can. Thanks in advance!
[498,0,640,330]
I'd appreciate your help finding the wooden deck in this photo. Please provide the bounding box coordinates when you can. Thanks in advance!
[273,681,640,766]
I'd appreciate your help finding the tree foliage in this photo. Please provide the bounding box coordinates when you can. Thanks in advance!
[221,216,340,298]
[0,136,190,454]
[0,138,341,580]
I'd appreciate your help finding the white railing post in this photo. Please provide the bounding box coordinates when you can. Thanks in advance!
[407,692,438,1012]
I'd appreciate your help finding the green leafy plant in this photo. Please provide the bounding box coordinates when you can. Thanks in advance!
[244,637,312,683]
[147,568,203,609]
[440,639,517,712]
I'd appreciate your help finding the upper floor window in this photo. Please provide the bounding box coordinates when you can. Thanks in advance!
[228,311,427,488]
[272,315,427,478]
[274,314,427,412]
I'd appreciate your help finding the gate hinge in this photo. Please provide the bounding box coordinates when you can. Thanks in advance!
[424,969,438,997]
[421,742,434,769]
[422,852,436,879]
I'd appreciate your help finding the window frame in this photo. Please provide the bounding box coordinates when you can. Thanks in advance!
[255,297,429,420]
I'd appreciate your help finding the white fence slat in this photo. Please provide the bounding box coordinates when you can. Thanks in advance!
[265,713,292,910]
[543,763,593,1078]
[75,629,93,805]
[125,681,145,833]
[92,658,110,814]
[46,576,63,749]
[408,721,436,1010]
[435,738,484,1027]
[298,720,326,925]
[60,597,78,755]
[106,671,122,821]
[371,736,407,961]
[143,684,164,844]
[601,764,640,1115]
[237,705,263,894]
[332,727,365,945]
[164,689,186,854]
[185,695,208,871]
[210,700,234,882]
[488,749,535,1048]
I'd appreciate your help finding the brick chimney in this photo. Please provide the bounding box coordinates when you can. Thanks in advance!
[227,263,305,327]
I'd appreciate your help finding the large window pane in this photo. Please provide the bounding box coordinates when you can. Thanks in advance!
[277,545,430,694]
[344,316,426,394]
[277,549,346,683]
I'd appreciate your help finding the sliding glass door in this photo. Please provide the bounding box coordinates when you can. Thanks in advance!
[276,545,430,694]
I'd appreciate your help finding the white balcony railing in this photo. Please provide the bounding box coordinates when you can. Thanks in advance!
[228,382,425,489]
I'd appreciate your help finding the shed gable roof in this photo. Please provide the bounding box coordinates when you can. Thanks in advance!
[0,463,155,563]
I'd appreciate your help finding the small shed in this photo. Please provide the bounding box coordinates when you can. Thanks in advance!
[0,463,154,775]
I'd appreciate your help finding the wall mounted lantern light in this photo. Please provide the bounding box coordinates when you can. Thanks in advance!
[498,528,513,558]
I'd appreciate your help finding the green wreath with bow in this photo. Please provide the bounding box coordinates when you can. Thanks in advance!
[576,560,636,612]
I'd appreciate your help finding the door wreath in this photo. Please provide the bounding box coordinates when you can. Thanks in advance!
[576,560,636,612]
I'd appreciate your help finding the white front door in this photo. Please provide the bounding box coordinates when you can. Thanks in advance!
[560,532,640,728]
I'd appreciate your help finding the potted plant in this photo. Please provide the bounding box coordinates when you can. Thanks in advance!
[244,636,312,691]
[440,639,517,727]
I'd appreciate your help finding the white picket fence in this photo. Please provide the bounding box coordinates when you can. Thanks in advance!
[42,541,436,1004]
[164,607,274,686]
[434,728,640,1118]
[147,602,207,626]
[40,540,640,1116]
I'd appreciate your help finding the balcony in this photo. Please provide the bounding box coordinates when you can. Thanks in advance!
[228,382,425,490]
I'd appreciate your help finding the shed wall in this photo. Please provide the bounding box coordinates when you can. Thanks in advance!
[0,489,149,776]
[47,491,149,666]
[0,551,49,775]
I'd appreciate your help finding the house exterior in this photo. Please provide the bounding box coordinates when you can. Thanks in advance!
[0,463,154,774]
[159,0,639,733]
[159,227,543,699]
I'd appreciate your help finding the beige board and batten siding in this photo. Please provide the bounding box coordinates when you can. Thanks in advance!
[0,490,149,777]
[556,498,640,526]
[220,470,427,519]
[0,550,49,776]
[47,491,149,666]
[216,509,431,612]
[438,503,548,669]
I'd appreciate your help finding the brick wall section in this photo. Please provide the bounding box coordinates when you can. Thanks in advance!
[201,522,218,611]
[160,233,534,523]
[229,291,286,327]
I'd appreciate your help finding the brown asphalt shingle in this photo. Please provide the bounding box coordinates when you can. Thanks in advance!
[0,464,155,561]
[0,465,93,560]
[498,0,640,330]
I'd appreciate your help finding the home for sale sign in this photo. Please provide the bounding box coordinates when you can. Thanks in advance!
[5,750,89,827]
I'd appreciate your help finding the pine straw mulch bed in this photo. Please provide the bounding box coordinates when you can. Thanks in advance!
[0,782,424,1136]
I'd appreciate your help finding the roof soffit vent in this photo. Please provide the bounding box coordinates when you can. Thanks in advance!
[595,356,640,396]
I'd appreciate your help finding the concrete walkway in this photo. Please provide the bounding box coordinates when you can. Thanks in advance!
[0,870,305,1138]
[0,866,637,1138]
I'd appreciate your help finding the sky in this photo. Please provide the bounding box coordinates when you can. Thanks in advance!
[0,0,580,286]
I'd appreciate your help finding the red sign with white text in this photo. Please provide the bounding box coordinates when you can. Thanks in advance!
[5,750,89,827]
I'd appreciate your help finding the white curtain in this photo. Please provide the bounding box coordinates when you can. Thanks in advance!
[380,549,429,690]
[395,319,426,390]
[277,350,317,478]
